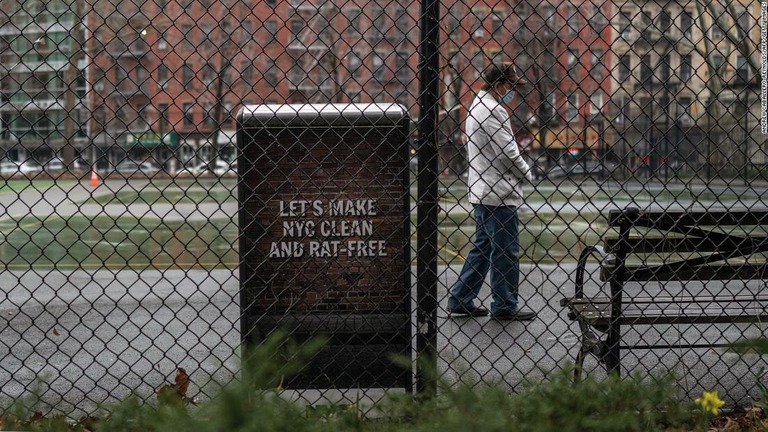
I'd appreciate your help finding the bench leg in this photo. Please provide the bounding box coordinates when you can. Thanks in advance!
[574,324,603,383]
[574,345,589,383]
[605,279,623,377]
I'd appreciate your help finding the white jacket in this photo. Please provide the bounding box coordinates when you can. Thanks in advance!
[465,90,532,207]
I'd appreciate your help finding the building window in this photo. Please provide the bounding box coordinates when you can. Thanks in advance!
[681,10,693,38]
[658,9,671,34]
[615,96,628,125]
[471,8,486,38]
[265,59,278,86]
[590,49,602,79]
[289,64,303,86]
[713,54,725,72]
[589,4,605,32]
[181,24,193,49]
[544,91,557,123]
[371,7,385,40]
[395,8,408,39]
[182,63,193,86]
[291,19,303,44]
[242,62,255,85]
[590,92,603,116]
[158,103,169,131]
[640,10,652,29]
[349,50,361,79]
[240,21,252,47]
[223,102,233,125]
[567,5,578,36]
[203,102,214,127]
[202,62,215,85]
[618,10,631,38]
[658,54,670,81]
[710,10,724,39]
[136,104,148,130]
[372,50,386,81]
[618,54,631,81]
[201,21,213,50]
[471,49,484,78]
[395,51,409,81]
[183,103,194,126]
[265,20,277,44]
[680,55,692,81]
[448,6,461,36]
[567,92,579,123]
[490,8,504,33]
[347,8,361,34]
[566,47,579,68]
[640,54,652,83]
[736,54,749,81]
[157,27,168,50]
[738,6,751,35]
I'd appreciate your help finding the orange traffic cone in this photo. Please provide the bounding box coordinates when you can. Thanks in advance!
[90,168,99,187]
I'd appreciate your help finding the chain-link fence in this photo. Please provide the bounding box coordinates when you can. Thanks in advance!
[0,0,767,416]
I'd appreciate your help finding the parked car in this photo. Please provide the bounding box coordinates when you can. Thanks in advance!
[115,160,159,174]
[545,160,617,179]
[0,162,20,176]
[18,161,42,174]
[45,158,64,172]
[177,160,234,176]
[213,160,237,176]
[0,161,42,176]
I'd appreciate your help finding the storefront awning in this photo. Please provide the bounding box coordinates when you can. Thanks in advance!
[126,131,179,148]
[533,126,601,150]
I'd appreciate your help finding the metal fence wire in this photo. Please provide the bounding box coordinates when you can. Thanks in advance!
[0,0,767,416]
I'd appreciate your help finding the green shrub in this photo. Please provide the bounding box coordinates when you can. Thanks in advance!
[8,336,696,432]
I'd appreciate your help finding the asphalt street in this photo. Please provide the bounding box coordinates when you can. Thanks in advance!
[0,178,766,414]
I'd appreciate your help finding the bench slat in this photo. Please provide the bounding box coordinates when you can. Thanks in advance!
[604,236,768,254]
[569,301,768,327]
[561,295,768,306]
[608,210,768,227]
[600,263,768,281]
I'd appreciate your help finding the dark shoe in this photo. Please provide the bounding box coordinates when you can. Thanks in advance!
[491,309,536,321]
[447,305,490,317]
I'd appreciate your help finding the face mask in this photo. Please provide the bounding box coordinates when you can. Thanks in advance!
[500,89,515,104]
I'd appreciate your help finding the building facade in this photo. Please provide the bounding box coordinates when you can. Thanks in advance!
[609,0,760,178]
[438,0,614,173]
[84,0,419,172]
[0,0,88,165]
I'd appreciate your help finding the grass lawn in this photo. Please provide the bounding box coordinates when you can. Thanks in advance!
[0,214,238,269]
[0,179,77,193]
[2,177,763,269]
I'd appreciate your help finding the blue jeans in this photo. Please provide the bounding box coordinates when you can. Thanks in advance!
[448,204,520,315]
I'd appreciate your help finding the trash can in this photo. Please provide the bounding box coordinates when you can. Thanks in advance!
[237,104,411,389]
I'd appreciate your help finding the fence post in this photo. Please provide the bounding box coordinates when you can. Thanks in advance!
[416,0,440,396]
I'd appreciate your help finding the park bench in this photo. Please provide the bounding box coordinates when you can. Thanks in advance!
[560,207,768,381]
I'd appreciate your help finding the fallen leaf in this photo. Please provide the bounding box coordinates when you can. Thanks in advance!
[157,367,196,406]
[52,327,60,336]
[174,367,190,397]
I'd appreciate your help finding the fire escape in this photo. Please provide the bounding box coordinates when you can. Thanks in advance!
[286,0,339,103]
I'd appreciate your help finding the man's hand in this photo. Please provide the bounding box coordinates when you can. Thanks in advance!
[524,169,533,182]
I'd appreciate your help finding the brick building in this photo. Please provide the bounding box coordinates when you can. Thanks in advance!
[86,0,420,172]
[438,0,614,173]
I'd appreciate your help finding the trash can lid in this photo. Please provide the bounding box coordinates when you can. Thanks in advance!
[238,103,409,128]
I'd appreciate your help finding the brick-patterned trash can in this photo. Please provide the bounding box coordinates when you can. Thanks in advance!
[237,104,411,389]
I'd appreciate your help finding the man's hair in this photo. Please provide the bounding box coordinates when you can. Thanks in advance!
[481,63,526,91]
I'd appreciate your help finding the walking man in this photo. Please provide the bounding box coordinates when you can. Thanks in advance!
[447,63,535,321]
